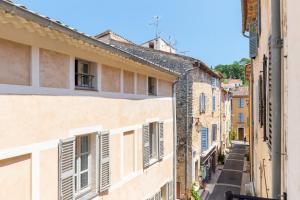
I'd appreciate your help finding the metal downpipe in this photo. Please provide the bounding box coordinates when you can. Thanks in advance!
[271,0,282,198]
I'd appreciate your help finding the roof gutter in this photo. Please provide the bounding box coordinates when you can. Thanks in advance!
[0,1,179,77]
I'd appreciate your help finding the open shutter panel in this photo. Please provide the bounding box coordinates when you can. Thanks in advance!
[267,37,273,153]
[155,191,161,200]
[159,121,164,160]
[263,55,268,141]
[199,94,203,113]
[99,130,111,192]
[59,137,75,200]
[143,124,150,168]
[168,181,173,200]
[249,21,258,58]
[204,95,206,112]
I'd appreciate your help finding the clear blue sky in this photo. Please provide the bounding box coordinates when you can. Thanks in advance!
[14,0,248,67]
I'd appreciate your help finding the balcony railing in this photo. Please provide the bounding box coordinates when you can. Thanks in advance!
[224,191,286,200]
[75,73,96,89]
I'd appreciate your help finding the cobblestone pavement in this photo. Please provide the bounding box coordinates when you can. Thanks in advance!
[208,143,246,200]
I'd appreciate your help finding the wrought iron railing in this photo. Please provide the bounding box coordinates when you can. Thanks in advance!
[75,73,95,89]
[225,191,287,200]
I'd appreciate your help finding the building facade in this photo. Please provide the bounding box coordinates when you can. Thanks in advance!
[241,0,300,199]
[231,87,250,142]
[95,31,223,199]
[0,1,178,200]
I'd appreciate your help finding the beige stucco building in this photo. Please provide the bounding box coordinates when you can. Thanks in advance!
[241,0,300,199]
[0,1,178,200]
[220,88,232,152]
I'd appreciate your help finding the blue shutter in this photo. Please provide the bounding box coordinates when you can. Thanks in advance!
[241,98,244,108]
[203,94,206,112]
[212,96,216,112]
[199,94,203,113]
[241,113,244,122]
[201,128,208,151]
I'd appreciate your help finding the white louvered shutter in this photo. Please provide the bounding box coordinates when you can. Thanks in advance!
[168,181,173,200]
[58,137,75,200]
[249,21,258,58]
[159,121,164,160]
[99,130,111,192]
[155,191,161,200]
[143,124,150,168]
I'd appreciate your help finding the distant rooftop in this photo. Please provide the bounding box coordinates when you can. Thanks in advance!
[231,87,249,97]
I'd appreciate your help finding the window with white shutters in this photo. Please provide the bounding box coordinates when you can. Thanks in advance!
[200,93,206,113]
[144,121,164,168]
[59,137,76,200]
[99,131,110,192]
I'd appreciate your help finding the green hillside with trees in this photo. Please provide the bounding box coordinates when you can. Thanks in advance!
[214,58,250,84]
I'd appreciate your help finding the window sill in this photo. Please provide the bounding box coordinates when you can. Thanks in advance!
[76,189,97,200]
[75,86,98,91]
[149,157,159,166]
[76,191,98,200]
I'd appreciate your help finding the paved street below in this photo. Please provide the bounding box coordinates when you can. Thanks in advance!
[208,143,246,200]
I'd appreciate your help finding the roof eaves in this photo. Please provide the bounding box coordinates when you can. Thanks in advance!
[0,1,179,77]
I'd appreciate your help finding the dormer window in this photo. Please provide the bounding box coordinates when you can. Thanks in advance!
[75,59,97,90]
[149,42,155,49]
[148,76,157,96]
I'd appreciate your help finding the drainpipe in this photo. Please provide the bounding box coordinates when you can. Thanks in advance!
[271,0,282,198]
[172,80,178,200]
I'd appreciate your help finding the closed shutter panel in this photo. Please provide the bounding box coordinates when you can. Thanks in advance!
[201,128,208,151]
[143,124,150,168]
[99,131,110,192]
[168,181,173,200]
[58,137,75,200]
[159,121,164,160]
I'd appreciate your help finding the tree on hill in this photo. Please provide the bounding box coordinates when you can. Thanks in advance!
[214,58,250,84]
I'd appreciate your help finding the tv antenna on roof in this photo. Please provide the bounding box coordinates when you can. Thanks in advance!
[149,16,160,38]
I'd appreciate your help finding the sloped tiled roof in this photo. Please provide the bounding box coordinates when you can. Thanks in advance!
[231,87,249,97]
[108,39,222,78]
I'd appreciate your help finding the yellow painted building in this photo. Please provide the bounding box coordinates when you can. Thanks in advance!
[231,87,250,141]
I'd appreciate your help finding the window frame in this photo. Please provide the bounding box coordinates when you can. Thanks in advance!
[148,76,157,96]
[238,112,244,123]
[238,98,244,108]
[75,59,97,90]
[75,134,92,196]
[149,122,159,163]
[212,96,216,112]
